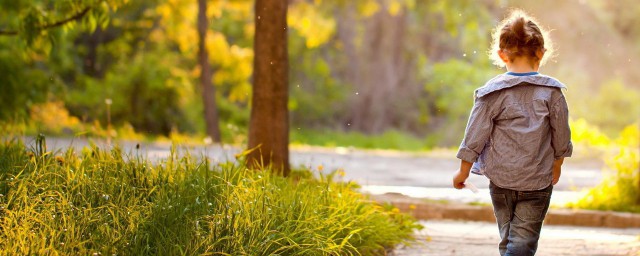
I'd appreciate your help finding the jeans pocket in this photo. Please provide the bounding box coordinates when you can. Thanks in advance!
[514,191,551,222]
[490,193,511,225]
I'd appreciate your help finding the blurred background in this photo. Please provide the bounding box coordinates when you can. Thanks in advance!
[1,0,639,150]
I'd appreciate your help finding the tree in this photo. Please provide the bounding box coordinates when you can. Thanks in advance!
[247,0,290,176]
[198,0,222,142]
[0,0,126,121]
[0,1,125,41]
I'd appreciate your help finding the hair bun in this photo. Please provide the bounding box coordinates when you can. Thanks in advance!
[490,9,552,67]
[512,17,527,41]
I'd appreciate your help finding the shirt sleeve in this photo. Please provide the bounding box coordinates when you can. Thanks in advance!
[456,98,494,163]
[550,95,573,159]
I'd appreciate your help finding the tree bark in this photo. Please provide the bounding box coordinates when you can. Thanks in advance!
[198,0,221,142]
[348,3,413,134]
[247,0,290,176]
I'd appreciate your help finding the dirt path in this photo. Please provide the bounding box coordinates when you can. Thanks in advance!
[394,220,640,256]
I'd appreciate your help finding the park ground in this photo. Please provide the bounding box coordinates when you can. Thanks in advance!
[395,220,640,256]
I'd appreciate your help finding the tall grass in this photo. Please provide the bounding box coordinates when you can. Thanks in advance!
[0,137,420,255]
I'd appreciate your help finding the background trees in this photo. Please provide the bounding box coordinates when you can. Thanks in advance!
[0,0,638,148]
[198,0,222,142]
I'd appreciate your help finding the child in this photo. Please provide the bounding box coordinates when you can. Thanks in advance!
[452,9,572,256]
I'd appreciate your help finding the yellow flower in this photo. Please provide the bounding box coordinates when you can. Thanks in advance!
[337,168,345,177]
[392,207,400,213]
[55,156,65,165]
[317,165,324,172]
[409,204,417,210]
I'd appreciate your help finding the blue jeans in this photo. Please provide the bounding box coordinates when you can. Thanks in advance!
[489,181,553,256]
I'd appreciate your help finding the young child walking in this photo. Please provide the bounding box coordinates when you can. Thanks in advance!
[452,10,572,256]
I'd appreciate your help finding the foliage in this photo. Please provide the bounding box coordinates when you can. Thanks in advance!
[2,0,639,147]
[588,0,640,49]
[570,118,612,147]
[422,59,499,145]
[568,124,640,213]
[66,49,193,135]
[569,79,640,136]
[27,101,83,135]
[0,0,124,122]
[0,138,420,255]
[0,39,52,121]
[0,0,128,44]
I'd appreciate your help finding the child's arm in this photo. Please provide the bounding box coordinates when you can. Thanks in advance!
[550,93,571,186]
[453,160,473,189]
[455,97,494,189]
[550,95,573,160]
[552,157,564,185]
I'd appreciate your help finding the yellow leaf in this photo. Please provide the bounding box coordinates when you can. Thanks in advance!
[388,1,402,16]
[359,1,380,17]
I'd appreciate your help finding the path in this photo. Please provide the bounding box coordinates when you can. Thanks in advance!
[394,220,640,256]
[37,137,605,205]
[40,137,604,191]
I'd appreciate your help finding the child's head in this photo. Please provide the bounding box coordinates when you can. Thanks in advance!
[489,9,553,68]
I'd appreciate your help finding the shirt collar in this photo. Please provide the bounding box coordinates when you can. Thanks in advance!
[505,71,539,76]
[475,73,566,98]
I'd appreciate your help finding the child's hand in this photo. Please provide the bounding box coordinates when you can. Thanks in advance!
[552,165,561,185]
[552,158,564,185]
[453,169,469,189]
[552,170,560,185]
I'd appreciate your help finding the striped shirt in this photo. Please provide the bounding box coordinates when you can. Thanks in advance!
[456,72,573,191]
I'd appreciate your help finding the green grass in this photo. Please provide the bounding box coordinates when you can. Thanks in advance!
[291,129,437,152]
[0,137,421,255]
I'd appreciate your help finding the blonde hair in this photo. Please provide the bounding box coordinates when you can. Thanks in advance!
[489,9,554,67]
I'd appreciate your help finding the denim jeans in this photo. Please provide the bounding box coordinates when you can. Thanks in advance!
[489,181,553,256]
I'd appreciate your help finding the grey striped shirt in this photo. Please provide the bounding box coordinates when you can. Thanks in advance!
[457,73,573,191]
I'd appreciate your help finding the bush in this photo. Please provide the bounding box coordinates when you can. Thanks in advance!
[0,138,420,255]
[568,124,640,212]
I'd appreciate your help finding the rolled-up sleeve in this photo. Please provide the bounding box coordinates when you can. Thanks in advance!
[457,98,494,163]
[550,95,573,159]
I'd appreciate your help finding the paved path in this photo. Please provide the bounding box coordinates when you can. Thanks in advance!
[36,137,605,207]
[41,138,604,191]
[395,220,640,256]
[37,137,604,205]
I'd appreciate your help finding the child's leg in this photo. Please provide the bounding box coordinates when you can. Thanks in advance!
[489,182,516,255]
[490,182,552,256]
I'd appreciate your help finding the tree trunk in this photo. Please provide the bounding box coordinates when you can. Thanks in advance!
[198,0,221,142]
[247,0,290,176]
[348,3,412,134]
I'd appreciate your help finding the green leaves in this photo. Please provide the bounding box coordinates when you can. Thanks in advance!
[0,0,126,45]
